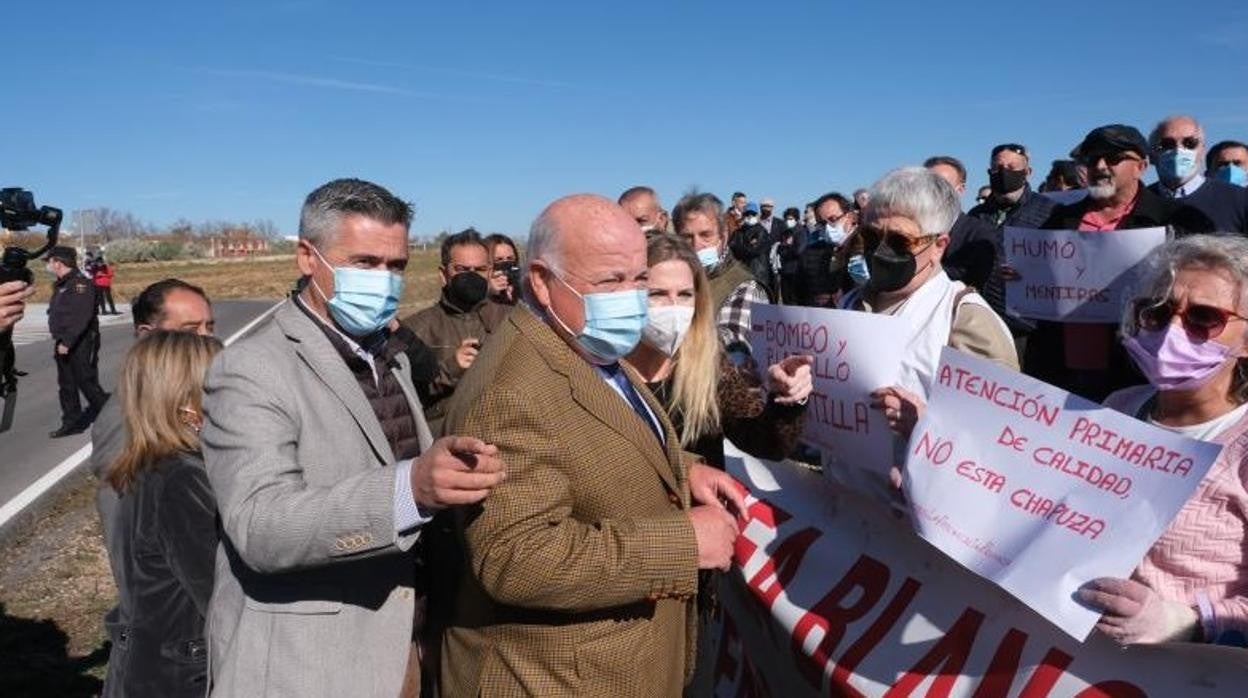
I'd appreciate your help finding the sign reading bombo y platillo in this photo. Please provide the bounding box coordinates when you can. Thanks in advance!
[702,444,1248,697]
[749,304,905,476]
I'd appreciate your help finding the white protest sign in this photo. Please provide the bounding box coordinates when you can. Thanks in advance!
[749,304,906,476]
[1004,225,1165,323]
[695,443,1248,697]
[904,347,1222,640]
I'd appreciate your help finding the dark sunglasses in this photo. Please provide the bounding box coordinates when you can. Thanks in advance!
[1077,151,1142,167]
[1156,136,1201,152]
[859,225,940,256]
[1133,297,1247,341]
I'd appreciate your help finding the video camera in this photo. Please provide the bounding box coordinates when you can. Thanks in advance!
[493,260,521,292]
[1,187,63,286]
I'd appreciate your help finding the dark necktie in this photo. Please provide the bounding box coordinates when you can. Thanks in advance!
[605,365,664,446]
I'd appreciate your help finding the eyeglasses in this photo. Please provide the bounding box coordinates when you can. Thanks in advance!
[1077,152,1142,167]
[859,226,941,256]
[1133,297,1247,341]
[1156,136,1201,152]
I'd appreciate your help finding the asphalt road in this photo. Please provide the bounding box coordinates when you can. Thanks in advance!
[0,300,273,512]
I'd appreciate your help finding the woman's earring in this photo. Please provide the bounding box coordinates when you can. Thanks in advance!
[178,407,203,434]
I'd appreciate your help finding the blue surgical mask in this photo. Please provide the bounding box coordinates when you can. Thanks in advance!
[847,254,870,285]
[1216,164,1248,187]
[1156,148,1198,183]
[549,273,647,363]
[310,246,403,336]
[696,246,721,269]
[824,223,846,245]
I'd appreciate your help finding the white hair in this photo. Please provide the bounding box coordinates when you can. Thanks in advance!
[521,208,564,304]
[866,167,961,236]
[1125,234,1248,402]
[1124,234,1248,334]
[1148,115,1206,149]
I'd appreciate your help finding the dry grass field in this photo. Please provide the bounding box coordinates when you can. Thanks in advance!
[28,247,448,317]
[0,480,114,695]
[2,247,455,695]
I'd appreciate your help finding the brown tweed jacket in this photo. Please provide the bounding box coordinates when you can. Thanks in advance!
[438,304,700,697]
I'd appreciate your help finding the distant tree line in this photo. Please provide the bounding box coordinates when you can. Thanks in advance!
[75,208,284,243]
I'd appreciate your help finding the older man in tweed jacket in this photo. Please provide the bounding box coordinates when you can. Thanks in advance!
[437,194,743,696]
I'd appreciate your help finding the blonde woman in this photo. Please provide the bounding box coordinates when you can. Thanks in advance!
[102,330,223,698]
[626,234,810,466]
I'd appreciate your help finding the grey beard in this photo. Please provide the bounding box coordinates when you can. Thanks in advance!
[1087,181,1117,200]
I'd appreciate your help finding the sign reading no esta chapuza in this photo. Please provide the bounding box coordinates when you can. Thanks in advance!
[904,347,1221,639]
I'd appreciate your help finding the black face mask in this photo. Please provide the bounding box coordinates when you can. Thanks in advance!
[867,243,917,293]
[446,271,488,309]
[989,168,1028,196]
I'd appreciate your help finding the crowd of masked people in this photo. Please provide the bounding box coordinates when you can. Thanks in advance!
[34,113,1245,697]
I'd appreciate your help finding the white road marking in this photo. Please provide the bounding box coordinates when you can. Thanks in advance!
[10,303,134,347]
[0,300,284,530]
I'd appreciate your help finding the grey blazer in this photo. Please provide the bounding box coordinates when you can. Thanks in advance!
[201,300,434,697]
[90,395,126,635]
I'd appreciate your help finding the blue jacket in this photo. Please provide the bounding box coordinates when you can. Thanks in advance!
[1147,177,1248,235]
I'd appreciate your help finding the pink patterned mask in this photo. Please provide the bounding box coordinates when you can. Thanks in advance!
[1124,324,1236,391]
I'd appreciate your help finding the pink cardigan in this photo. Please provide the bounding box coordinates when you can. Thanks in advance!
[1105,385,1248,645]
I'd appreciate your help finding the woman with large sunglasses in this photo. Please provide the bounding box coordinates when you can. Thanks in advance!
[1076,235,1248,647]
[838,167,1019,448]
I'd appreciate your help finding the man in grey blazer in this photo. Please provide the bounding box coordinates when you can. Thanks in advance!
[202,178,506,697]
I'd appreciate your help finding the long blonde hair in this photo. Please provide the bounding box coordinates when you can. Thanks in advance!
[106,331,223,494]
[647,234,721,446]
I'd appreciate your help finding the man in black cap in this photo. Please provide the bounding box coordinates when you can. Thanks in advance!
[1019,124,1214,402]
[1045,124,1214,234]
[46,245,108,437]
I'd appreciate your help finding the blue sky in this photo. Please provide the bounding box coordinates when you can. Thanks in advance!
[8,0,1248,239]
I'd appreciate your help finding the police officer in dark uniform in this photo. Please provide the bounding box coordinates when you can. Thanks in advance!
[46,246,108,437]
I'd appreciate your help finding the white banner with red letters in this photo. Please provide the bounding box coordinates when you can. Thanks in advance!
[697,442,1248,697]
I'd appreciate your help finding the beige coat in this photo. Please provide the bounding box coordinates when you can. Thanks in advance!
[202,300,434,697]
